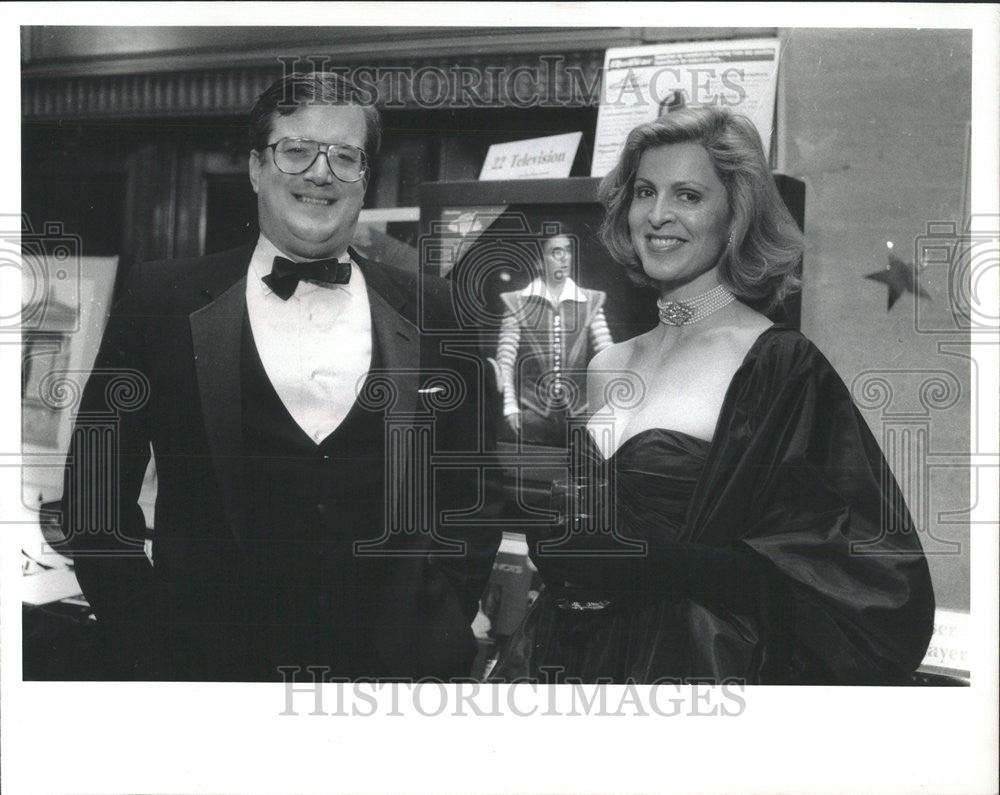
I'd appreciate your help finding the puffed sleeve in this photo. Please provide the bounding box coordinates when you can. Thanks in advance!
[495,293,522,416]
[690,331,936,683]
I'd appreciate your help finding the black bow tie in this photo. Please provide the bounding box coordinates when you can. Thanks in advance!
[262,256,352,300]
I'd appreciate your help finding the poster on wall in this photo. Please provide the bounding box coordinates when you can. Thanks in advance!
[590,37,781,177]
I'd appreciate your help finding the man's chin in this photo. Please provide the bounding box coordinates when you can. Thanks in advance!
[280,237,350,261]
[282,224,353,256]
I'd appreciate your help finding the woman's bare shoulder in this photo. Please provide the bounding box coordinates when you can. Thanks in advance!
[708,302,776,357]
[730,301,774,334]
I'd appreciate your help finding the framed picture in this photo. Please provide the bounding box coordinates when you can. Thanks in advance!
[21,255,118,506]
[419,178,656,526]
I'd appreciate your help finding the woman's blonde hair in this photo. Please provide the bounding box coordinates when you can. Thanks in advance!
[598,107,803,309]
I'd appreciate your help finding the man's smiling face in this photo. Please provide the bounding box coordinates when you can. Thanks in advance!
[249,103,367,261]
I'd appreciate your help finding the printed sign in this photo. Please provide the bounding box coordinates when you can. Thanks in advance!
[920,608,970,676]
[480,131,582,181]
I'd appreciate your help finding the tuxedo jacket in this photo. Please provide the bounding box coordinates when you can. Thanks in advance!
[60,244,501,681]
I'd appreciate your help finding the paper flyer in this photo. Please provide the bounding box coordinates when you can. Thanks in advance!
[591,38,781,176]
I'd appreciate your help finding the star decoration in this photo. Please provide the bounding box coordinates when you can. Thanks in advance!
[865,250,931,311]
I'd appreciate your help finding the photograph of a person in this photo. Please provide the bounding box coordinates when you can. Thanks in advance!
[18,25,975,687]
[9,13,995,795]
[494,225,614,447]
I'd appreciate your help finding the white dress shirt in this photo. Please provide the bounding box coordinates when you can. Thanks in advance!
[245,235,372,444]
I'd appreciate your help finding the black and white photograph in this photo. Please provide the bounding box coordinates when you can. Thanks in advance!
[3,4,998,794]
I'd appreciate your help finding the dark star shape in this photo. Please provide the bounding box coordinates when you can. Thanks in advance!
[865,250,931,311]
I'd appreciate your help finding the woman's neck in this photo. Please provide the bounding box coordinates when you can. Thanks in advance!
[657,271,722,303]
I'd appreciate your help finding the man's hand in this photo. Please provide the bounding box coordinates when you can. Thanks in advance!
[505,412,521,433]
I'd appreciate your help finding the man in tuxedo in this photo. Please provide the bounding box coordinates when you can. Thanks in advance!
[60,72,501,681]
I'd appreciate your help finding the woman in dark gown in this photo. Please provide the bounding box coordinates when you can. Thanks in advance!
[491,108,935,685]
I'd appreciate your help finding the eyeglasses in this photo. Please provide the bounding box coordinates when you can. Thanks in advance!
[263,137,368,182]
[546,246,571,261]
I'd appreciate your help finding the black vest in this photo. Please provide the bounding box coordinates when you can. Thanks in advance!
[238,312,386,677]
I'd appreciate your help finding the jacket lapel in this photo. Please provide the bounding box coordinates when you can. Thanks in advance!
[353,251,420,418]
[189,275,249,541]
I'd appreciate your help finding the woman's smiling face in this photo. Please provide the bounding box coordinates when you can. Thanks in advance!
[627,142,731,297]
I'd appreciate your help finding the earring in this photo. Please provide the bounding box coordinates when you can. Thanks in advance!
[728,230,735,247]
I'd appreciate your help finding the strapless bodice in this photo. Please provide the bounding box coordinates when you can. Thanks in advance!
[584,427,711,544]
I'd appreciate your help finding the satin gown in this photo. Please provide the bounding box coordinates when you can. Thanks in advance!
[491,327,936,685]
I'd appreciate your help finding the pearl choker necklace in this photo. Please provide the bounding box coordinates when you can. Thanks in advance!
[656,284,736,326]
